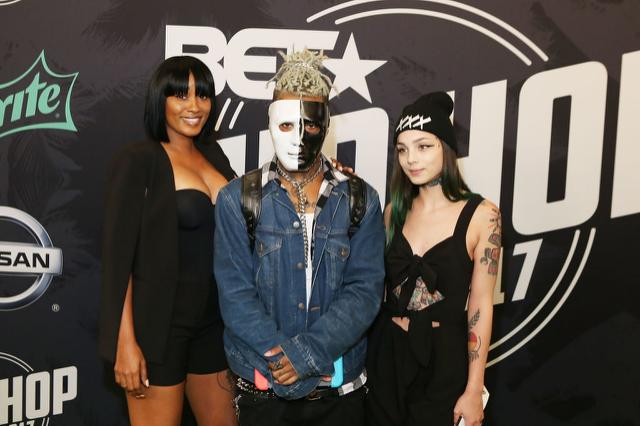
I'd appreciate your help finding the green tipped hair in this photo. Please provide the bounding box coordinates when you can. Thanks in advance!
[269,48,333,98]
[387,188,411,246]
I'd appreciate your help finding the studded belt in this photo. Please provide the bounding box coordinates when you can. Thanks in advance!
[234,375,360,400]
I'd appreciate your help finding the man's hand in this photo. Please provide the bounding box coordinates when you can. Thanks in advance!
[265,346,299,385]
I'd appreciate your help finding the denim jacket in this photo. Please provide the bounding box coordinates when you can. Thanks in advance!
[214,156,385,400]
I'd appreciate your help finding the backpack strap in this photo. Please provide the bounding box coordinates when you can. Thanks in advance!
[348,175,367,238]
[241,169,262,251]
[241,170,367,250]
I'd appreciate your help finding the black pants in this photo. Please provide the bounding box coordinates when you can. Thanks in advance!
[236,387,366,426]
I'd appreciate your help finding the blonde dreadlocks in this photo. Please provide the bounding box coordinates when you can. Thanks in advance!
[269,48,333,98]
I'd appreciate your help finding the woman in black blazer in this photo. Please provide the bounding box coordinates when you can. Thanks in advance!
[100,56,236,426]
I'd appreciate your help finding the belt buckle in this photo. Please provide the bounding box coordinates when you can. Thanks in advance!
[306,389,321,401]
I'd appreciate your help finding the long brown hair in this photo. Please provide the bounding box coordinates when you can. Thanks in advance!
[387,139,472,246]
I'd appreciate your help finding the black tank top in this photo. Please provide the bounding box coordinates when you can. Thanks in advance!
[173,189,218,326]
[383,194,484,365]
[385,194,483,324]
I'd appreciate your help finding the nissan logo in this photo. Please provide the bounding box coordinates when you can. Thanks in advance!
[0,206,63,310]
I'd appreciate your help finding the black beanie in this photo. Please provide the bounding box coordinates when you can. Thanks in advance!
[394,91,457,153]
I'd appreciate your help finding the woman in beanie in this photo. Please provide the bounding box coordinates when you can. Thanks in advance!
[366,92,500,426]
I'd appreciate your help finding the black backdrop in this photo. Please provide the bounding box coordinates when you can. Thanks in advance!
[1,1,639,425]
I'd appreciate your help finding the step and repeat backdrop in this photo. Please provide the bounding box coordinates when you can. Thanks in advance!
[1,0,639,425]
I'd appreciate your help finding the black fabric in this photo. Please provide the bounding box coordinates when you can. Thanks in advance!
[174,189,217,309]
[99,139,236,364]
[394,91,457,153]
[366,195,483,426]
[236,386,366,426]
[348,175,367,238]
[174,190,224,327]
[241,168,262,251]
[147,318,225,385]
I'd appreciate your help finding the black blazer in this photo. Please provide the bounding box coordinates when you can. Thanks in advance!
[99,139,236,363]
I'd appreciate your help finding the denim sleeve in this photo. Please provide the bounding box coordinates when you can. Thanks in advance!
[280,186,386,378]
[214,184,289,358]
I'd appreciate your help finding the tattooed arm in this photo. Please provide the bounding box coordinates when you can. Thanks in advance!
[453,200,501,426]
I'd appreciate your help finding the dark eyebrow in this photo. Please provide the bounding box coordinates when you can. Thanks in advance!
[411,137,433,143]
[397,137,433,146]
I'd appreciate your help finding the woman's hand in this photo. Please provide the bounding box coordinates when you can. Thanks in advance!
[114,338,149,398]
[453,389,484,425]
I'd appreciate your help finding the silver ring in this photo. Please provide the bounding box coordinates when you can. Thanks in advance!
[274,360,283,370]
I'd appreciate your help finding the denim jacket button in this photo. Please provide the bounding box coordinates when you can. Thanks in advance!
[340,247,348,257]
[296,262,304,269]
[298,303,305,310]
[293,221,300,229]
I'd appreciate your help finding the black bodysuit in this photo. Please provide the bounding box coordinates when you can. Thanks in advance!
[366,195,483,426]
[148,189,227,385]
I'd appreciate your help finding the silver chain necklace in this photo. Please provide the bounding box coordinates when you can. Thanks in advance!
[276,159,323,266]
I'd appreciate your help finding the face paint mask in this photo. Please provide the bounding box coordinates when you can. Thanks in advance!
[268,99,330,171]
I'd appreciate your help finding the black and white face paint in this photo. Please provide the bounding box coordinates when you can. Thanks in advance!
[268,99,330,171]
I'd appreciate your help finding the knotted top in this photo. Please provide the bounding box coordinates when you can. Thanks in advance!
[386,250,439,317]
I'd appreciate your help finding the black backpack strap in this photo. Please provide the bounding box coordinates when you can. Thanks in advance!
[348,175,367,238]
[241,169,262,251]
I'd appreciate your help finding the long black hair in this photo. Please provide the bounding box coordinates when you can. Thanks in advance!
[143,56,215,144]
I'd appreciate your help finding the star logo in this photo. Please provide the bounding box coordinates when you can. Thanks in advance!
[324,34,386,103]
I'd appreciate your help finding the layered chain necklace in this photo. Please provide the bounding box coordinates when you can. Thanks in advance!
[276,158,323,266]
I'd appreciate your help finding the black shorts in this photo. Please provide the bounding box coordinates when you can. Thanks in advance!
[147,320,227,386]
[236,385,366,426]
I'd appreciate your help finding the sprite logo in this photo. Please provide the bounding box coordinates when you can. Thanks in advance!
[0,51,78,139]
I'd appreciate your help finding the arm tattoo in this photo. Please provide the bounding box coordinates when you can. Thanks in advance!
[480,248,500,275]
[468,309,481,362]
[468,308,480,328]
[480,207,502,275]
[488,207,502,246]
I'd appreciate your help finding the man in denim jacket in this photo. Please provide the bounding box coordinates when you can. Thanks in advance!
[214,49,385,425]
